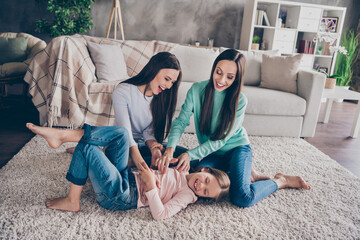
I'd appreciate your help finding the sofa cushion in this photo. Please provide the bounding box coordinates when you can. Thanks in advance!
[0,37,28,65]
[260,54,303,94]
[87,41,129,82]
[242,86,306,116]
[220,47,281,86]
[176,82,193,111]
[170,45,219,82]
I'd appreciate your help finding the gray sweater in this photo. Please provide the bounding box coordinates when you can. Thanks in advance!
[112,83,155,147]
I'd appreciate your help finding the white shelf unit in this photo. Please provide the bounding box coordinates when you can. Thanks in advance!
[240,0,346,75]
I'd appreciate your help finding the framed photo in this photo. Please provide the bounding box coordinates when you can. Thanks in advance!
[320,17,338,32]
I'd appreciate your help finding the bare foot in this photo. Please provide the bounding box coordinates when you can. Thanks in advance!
[273,173,311,190]
[251,169,271,183]
[45,197,80,212]
[26,123,63,148]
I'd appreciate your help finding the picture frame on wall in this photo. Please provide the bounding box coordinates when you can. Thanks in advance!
[320,17,338,32]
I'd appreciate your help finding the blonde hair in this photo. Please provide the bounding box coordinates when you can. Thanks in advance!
[195,167,230,201]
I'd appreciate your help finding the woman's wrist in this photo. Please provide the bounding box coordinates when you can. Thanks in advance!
[164,147,174,156]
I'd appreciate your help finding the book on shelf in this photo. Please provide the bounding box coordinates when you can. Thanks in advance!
[299,40,314,54]
[255,10,270,26]
[263,11,270,26]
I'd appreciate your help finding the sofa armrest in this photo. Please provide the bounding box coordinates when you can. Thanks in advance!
[297,70,325,137]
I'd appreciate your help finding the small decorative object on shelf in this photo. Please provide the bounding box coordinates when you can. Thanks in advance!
[251,36,260,50]
[279,10,287,28]
[316,46,323,55]
[261,39,266,50]
[320,17,338,33]
[195,41,200,47]
[208,38,214,47]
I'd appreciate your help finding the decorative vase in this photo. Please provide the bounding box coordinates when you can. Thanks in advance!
[324,42,330,55]
[251,43,259,50]
[325,78,336,89]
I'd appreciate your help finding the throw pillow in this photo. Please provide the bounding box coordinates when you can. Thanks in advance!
[170,45,220,82]
[260,54,303,94]
[0,37,28,65]
[87,41,129,82]
[219,47,281,86]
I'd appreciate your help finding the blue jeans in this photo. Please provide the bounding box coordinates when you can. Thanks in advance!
[66,124,138,211]
[192,145,278,207]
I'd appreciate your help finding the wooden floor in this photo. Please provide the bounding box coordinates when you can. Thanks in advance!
[305,100,360,178]
[0,96,359,178]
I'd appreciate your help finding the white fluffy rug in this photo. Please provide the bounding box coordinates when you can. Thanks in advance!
[1,134,359,239]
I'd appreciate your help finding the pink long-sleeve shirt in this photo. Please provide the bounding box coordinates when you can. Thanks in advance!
[133,168,198,220]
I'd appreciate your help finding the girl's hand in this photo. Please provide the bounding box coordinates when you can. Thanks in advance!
[138,162,160,191]
[175,152,191,173]
[156,147,175,174]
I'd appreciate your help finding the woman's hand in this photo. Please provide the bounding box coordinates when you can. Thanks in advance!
[150,147,163,169]
[156,147,176,174]
[175,152,191,173]
[138,161,160,191]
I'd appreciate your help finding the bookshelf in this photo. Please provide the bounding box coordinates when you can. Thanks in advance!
[240,0,346,75]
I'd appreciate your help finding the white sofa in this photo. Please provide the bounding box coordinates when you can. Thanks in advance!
[24,35,325,137]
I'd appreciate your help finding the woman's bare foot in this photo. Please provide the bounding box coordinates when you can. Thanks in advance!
[273,173,311,190]
[251,169,271,183]
[26,123,64,148]
[45,197,80,212]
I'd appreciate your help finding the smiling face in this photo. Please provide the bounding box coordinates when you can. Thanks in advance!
[144,68,180,96]
[186,169,221,199]
[212,60,237,92]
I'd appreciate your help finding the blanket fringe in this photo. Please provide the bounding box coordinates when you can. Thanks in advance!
[47,105,59,127]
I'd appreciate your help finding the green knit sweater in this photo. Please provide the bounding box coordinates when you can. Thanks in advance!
[167,80,250,161]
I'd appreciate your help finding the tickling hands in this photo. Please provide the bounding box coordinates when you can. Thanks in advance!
[174,152,191,173]
[138,161,160,191]
[156,147,178,174]
[150,144,163,169]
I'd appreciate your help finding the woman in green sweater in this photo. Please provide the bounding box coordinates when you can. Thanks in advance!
[156,49,310,207]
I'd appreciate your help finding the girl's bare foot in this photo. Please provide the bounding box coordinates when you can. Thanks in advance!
[251,169,271,183]
[26,123,63,148]
[273,173,311,190]
[45,197,80,212]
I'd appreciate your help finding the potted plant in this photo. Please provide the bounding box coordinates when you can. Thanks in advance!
[333,29,360,87]
[251,36,260,50]
[36,0,95,37]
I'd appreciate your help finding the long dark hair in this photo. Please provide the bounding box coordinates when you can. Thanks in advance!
[123,52,182,143]
[199,49,246,140]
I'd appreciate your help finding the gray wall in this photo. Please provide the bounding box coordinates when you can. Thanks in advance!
[0,0,359,48]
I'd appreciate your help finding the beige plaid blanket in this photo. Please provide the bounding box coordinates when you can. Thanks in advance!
[24,34,176,128]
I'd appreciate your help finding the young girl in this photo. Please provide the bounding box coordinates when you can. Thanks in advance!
[26,123,230,220]
[156,49,310,208]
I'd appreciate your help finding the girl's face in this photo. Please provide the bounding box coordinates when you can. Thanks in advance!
[213,60,237,92]
[146,68,180,96]
[187,169,221,199]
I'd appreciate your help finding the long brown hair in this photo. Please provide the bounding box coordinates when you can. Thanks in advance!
[123,52,182,143]
[199,49,246,140]
[195,167,230,201]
